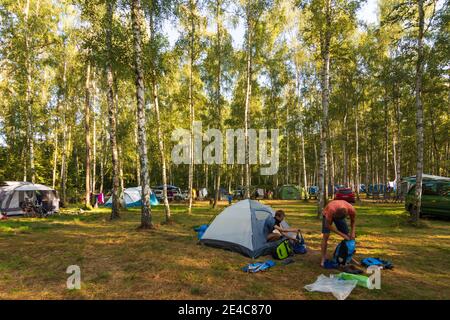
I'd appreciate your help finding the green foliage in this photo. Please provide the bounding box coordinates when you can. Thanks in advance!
[0,0,448,199]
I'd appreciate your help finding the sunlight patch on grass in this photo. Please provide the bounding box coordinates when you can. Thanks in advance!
[0,200,449,299]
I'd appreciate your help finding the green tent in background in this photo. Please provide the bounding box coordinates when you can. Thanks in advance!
[278,184,301,200]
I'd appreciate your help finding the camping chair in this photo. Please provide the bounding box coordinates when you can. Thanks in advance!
[20,199,38,217]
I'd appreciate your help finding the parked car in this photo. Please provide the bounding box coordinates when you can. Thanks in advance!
[334,188,355,203]
[153,189,163,201]
[152,185,183,202]
[405,181,450,217]
[181,190,189,200]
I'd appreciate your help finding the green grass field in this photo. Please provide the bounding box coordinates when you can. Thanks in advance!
[0,200,449,300]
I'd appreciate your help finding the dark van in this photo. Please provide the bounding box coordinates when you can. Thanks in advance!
[405,181,450,217]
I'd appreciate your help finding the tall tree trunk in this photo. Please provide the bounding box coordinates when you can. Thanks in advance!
[355,103,360,202]
[114,84,124,205]
[301,127,308,200]
[318,0,331,216]
[413,0,425,223]
[119,145,125,197]
[57,55,67,200]
[92,107,96,195]
[205,164,209,190]
[62,128,71,205]
[244,6,252,199]
[92,72,97,196]
[24,0,35,183]
[296,67,308,199]
[188,0,196,213]
[52,127,59,189]
[152,77,171,220]
[22,138,27,181]
[84,59,92,209]
[394,83,402,200]
[134,123,141,186]
[59,57,68,206]
[100,124,105,194]
[213,0,223,208]
[329,137,334,199]
[365,133,369,190]
[148,6,171,222]
[343,112,348,186]
[286,103,290,184]
[60,117,67,205]
[314,142,318,187]
[132,0,152,228]
[384,97,389,200]
[52,70,65,189]
[106,0,120,220]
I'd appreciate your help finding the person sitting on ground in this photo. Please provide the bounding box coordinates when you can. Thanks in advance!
[264,210,300,243]
[320,199,356,268]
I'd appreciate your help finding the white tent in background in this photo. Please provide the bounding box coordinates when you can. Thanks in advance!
[0,181,59,216]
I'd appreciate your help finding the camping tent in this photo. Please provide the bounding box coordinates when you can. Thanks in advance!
[278,185,301,200]
[104,187,159,208]
[199,199,295,258]
[0,181,59,216]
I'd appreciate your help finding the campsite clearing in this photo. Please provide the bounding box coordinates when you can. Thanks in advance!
[0,200,449,300]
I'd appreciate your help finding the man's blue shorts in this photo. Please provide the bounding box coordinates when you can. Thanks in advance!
[322,216,349,235]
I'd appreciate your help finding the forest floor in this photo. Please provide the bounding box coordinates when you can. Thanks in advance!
[0,199,449,300]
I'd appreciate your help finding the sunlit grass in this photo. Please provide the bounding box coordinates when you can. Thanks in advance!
[0,200,449,299]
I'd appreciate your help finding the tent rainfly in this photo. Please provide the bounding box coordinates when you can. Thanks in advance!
[278,184,301,200]
[104,187,159,208]
[199,199,295,258]
[0,181,59,216]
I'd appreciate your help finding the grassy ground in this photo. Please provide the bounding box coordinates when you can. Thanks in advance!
[0,199,449,300]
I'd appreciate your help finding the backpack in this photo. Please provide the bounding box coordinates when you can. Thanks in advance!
[333,240,356,265]
[361,257,393,270]
[193,224,209,240]
[272,239,293,260]
[292,232,307,254]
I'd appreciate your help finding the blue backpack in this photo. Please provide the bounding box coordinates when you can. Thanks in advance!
[333,240,356,265]
[292,231,307,254]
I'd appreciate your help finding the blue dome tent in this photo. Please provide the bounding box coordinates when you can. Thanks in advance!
[105,187,159,208]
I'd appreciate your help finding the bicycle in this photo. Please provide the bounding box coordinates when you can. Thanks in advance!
[20,200,50,218]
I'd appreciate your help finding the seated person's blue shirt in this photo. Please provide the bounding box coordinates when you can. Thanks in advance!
[263,216,276,237]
